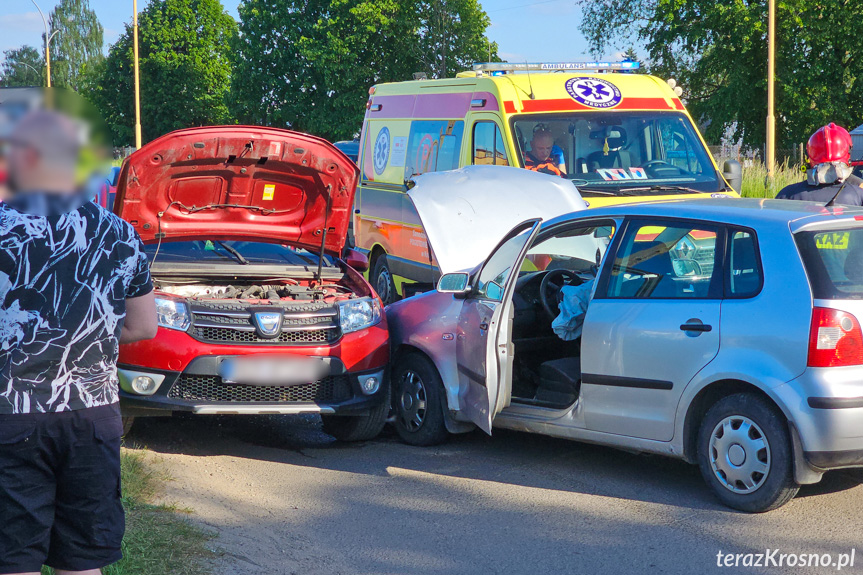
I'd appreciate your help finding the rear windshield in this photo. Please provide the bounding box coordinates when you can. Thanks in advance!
[795,228,863,299]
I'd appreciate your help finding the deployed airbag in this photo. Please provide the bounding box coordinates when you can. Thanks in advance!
[551,280,594,341]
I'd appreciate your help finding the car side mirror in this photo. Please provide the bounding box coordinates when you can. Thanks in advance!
[722,159,743,194]
[437,272,471,295]
[344,248,369,272]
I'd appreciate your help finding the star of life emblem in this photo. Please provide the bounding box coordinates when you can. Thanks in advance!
[565,77,622,109]
[373,127,390,175]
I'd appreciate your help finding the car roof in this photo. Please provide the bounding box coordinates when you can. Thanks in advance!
[543,197,863,231]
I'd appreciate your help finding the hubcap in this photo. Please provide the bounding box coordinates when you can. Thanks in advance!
[709,416,771,494]
[399,370,427,432]
[376,265,392,302]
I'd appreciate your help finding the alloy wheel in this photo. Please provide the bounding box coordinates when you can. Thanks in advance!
[709,415,771,494]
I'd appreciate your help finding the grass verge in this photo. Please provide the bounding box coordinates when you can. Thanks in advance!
[739,161,805,198]
[43,449,215,575]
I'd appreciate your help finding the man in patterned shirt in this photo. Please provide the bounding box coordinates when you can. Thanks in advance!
[0,109,156,574]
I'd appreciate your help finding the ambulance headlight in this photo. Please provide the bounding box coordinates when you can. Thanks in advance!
[155,297,191,331]
[338,297,382,334]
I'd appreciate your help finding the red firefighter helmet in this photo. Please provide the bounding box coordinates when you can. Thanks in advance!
[807,123,852,166]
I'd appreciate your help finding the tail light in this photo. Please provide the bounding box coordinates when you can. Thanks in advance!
[808,307,863,367]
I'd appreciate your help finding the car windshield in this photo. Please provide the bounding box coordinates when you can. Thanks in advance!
[144,240,337,267]
[511,112,724,196]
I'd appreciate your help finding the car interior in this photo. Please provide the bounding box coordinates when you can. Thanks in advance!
[504,221,726,410]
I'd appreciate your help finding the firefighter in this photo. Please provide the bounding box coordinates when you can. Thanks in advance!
[524,129,565,176]
[775,123,863,205]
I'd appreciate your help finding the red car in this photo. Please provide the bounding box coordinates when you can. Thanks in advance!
[115,126,389,441]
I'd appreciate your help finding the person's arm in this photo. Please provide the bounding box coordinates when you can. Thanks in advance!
[120,290,157,344]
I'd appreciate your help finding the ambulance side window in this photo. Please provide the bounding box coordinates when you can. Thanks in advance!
[472,121,509,167]
[404,120,465,180]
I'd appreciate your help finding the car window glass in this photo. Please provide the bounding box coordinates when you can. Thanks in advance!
[606,221,720,299]
[795,227,863,299]
[144,240,335,267]
[404,120,465,179]
[526,225,612,273]
[728,230,762,297]
[477,226,535,301]
[473,121,509,166]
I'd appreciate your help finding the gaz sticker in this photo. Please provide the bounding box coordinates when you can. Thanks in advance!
[815,232,850,250]
[262,184,275,201]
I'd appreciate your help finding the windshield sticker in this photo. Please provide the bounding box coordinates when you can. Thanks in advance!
[597,168,632,181]
[373,127,390,175]
[565,77,622,109]
[629,167,648,179]
[262,184,275,201]
[390,136,407,168]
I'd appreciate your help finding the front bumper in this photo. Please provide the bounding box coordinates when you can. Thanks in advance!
[119,359,387,416]
[776,366,863,470]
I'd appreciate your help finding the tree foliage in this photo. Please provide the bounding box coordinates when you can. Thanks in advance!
[0,46,44,87]
[231,0,498,141]
[47,0,104,91]
[87,0,237,146]
[577,0,863,149]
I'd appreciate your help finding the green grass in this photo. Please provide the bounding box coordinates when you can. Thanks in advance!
[42,449,215,575]
[739,161,805,199]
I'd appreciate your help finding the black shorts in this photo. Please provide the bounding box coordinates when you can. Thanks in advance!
[0,403,125,573]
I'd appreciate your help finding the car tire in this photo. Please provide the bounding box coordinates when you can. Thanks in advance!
[372,253,398,305]
[122,416,136,436]
[697,393,799,513]
[321,391,389,442]
[392,353,449,446]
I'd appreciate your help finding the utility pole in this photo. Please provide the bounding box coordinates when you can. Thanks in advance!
[765,0,776,185]
[133,0,143,149]
[30,0,58,88]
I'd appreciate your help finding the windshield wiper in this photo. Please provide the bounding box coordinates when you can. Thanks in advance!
[214,241,249,265]
[617,185,701,195]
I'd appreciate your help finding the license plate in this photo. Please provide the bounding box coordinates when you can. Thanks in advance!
[218,356,330,386]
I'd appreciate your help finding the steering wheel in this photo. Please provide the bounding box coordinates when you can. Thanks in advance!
[642,159,688,177]
[539,269,580,319]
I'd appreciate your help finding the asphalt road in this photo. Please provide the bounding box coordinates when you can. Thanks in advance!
[127,414,863,575]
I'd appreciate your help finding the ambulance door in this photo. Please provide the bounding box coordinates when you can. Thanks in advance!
[468,114,511,168]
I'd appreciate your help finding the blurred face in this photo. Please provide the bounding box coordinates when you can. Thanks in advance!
[531,134,554,160]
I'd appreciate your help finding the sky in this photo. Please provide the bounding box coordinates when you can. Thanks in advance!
[0,0,638,66]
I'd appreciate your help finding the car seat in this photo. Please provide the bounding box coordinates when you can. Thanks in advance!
[587,126,631,171]
[615,240,677,298]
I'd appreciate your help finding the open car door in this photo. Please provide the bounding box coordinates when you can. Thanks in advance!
[456,219,543,433]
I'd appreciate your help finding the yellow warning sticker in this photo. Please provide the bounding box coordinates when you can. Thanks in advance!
[262,184,275,201]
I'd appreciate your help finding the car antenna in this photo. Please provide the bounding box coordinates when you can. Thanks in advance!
[825,179,850,207]
[315,186,333,290]
[525,61,536,100]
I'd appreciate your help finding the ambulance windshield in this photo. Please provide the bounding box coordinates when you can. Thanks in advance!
[512,112,726,195]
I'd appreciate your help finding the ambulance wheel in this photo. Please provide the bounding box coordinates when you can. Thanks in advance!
[372,253,398,305]
[697,393,799,512]
[392,353,449,446]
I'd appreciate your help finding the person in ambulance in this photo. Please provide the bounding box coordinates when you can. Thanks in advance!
[775,123,863,205]
[523,128,566,176]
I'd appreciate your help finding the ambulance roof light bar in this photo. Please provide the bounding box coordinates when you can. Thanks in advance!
[472,61,640,73]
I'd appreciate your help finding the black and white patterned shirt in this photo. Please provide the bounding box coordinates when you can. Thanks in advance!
[0,200,152,414]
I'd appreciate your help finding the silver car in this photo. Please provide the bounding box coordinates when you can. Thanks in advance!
[387,166,863,512]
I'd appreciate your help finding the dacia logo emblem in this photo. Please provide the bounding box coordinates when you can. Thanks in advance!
[253,311,282,337]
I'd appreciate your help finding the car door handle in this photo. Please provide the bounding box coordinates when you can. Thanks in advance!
[479,322,489,330]
[680,323,712,332]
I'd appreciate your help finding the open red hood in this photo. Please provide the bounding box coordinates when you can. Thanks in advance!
[114,126,359,255]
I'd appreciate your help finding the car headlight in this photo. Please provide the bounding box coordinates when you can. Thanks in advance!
[338,297,382,334]
[154,297,191,331]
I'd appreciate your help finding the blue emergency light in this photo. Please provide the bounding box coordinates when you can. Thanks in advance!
[472,61,640,73]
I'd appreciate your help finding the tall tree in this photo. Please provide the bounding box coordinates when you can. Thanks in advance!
[231,0,498,141]
[87,0,237,146]
[0,46,43,87]
[414,0,499,79]
[577,0,863,149]
[47,0,104,91]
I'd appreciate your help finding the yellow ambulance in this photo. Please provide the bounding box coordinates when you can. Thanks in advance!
[355,62,741,302]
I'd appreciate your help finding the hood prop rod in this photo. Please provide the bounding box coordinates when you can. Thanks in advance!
[315,186,332,290]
